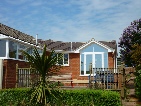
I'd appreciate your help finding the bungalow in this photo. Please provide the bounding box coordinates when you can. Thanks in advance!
[0,23,117,88]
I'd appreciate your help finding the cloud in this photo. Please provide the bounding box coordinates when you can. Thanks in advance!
[0,0,141,45]
[4,0,33,5]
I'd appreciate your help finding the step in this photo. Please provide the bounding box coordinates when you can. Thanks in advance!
[128,89,135,95]
[129,97,138,102]
[122,101,136,106]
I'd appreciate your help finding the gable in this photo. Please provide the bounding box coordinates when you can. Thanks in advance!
[80,43,108,53]
[74,38,115,53]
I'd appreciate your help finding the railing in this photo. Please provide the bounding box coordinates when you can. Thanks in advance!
[89,68,121,90]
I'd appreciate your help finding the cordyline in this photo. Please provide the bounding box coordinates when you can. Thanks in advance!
[22,45,62,105]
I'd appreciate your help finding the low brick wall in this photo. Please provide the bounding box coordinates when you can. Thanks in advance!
[3,59,30,89]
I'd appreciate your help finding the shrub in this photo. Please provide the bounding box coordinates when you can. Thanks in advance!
[135,69,141,101]
[60,89,121,106]
[0,88,30,106]
[0,88,121,106]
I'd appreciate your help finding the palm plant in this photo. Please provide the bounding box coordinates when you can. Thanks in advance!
[22,45,63,105]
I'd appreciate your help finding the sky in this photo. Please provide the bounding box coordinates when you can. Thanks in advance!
[0,0,141,46]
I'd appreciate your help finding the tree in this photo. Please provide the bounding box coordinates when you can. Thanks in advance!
[130,44,141,65]
[118,18,141,66]
[22,45,62,105]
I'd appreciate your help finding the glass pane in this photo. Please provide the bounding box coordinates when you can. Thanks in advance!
[0,40,6,57]
[64,54,68,64]
[81,54,84,75]
[58,53,63,65]
[95,54,102,68]
[18,44,27,60]
[86,54,92,74]
[26,47,33,55]
[37,49,43,55]
[9,41,17,58]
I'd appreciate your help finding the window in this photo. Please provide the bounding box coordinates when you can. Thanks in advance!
[56,53,69,66]
[18,44,34,60]
[80,52,105,76]
[9,40,37,60]
[117,57,121,66]
[9,41,17,58]
[0,40,6,57]
[18,44,27,60]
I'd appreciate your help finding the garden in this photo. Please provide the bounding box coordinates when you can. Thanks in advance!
[1,18,141,106]
[0,88,121,106]
[0,45,122,106]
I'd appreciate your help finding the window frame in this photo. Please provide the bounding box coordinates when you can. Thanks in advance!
[62,53,69,66]
[56,53,69,66]
[80,52,105,76]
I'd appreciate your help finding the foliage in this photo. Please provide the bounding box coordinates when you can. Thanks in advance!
[22,45,63,105]
[130,44,141,65]
[135,65,141,101]
[0,88,31,106]
[118,18,141,66]
[48,81,64,88]
[0,88,121,106]
[61,89,121,106]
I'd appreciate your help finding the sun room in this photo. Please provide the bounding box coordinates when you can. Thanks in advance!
[0,34,39,60]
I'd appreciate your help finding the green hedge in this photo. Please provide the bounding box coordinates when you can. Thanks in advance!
[61,89,121,106]
[0,88,31,106]
[0,88,121,106]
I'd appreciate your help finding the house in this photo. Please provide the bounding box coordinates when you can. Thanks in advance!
[0,23,117,88]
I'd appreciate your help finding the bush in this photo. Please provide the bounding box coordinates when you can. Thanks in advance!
[60,89,121,106]
[135,69,141,100]
[0,88,31,106]
[0,88,121,106]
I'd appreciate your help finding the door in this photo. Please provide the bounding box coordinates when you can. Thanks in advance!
[83,53,104,75]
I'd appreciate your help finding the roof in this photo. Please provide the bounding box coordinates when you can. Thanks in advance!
[38,38,117,52]
[38,39,84,51]
[0,23,117,52]
[0,23,36,45]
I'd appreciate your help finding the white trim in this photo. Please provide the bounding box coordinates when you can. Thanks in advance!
[0,34,9,39]
[102,52,104,68]
[16,43,18,59]
[0,57,27,61]
[0,34,39,48]
[54,50,75,53]
[63,53,69,66]
[6,40,9,58]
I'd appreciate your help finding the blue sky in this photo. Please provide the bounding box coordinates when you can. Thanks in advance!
[0,0,141,44]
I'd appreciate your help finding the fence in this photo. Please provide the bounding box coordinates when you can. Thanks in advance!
[88,68,121,90]
[88,64,135,98]
[16,63,135,98]
[15,64,39,88]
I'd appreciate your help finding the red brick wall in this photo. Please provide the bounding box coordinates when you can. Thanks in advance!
[3,52,116,88]
[60,53,80,79]
[3,59,30,89]
[61,52,115,79]
[108,52,114,68]
[60,53,88,80]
